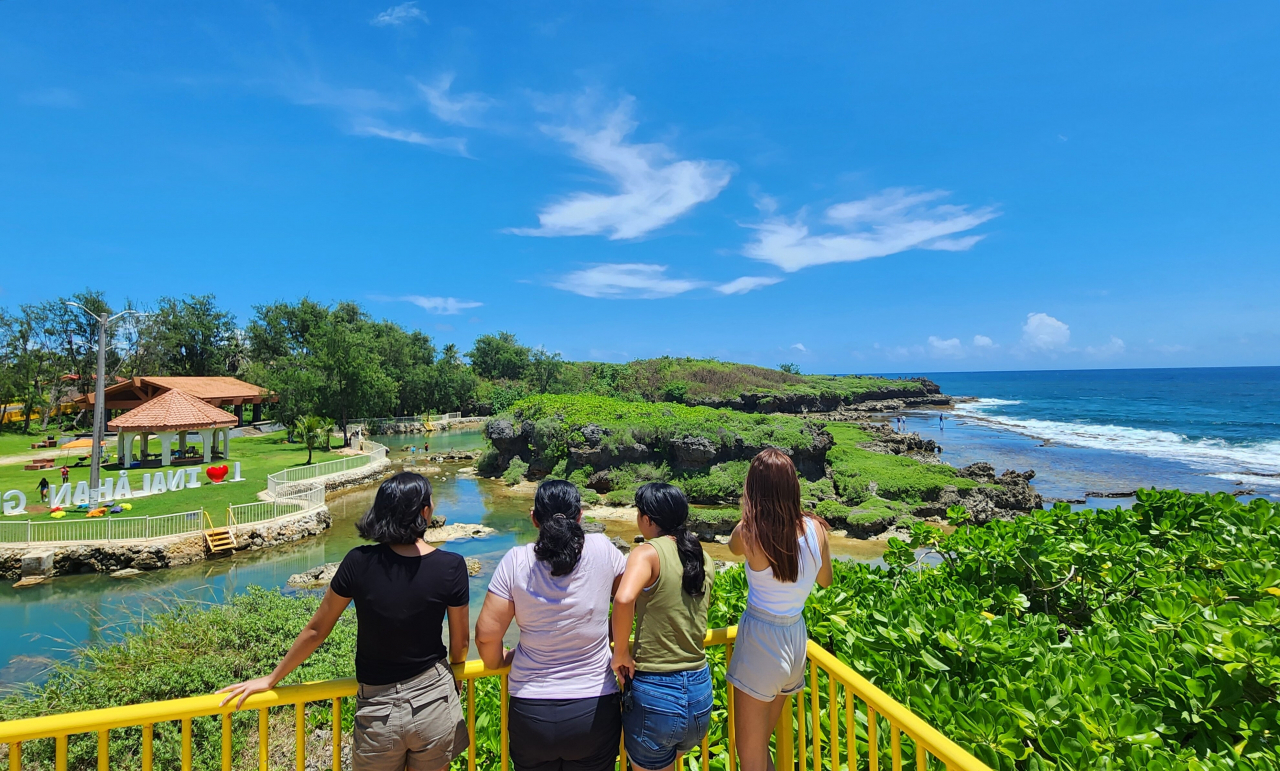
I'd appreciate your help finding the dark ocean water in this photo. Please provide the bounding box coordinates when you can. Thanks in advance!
[878,367,1280,500]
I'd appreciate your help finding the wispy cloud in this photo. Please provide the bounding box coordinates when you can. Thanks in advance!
[371,2,428,26]
[553,263,705,299]
[1086,336,1126,358]
[742,188,998,272]
[374,295,483,314]
[1021,312,1071,351]
[927,336,964,358]
[509,96,734,240]
[972,335,996,348]
[791,343,808,352]
[715,276,782,295]
[352,124,469,156]
[416,74,492,127]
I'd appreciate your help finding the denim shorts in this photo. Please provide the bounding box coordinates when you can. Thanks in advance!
[622,666,714,771]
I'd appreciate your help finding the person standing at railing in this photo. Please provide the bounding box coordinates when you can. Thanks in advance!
[218,472,471,771]
[611,483,716,771]
[726,448,833,771]
[475,479,627,771]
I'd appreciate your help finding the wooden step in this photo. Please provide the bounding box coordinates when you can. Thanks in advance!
[204,528,237,552]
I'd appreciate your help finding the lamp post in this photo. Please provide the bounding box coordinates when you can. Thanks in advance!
[65,303,143,503]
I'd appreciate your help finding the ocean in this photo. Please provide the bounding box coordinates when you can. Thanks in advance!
[880,367,1280,502]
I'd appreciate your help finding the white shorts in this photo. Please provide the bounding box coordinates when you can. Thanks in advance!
[725,605,807,702]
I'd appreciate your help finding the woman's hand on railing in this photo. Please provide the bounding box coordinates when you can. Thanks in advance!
[217,675,276,710]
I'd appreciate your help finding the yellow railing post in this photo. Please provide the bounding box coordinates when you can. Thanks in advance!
[97,729,109,771]
[181,717,192,771]
[332,697,342,771]
[776,694,794,770]
[258,708,269,771]
[221,712,232,771]
[294,702,306,771]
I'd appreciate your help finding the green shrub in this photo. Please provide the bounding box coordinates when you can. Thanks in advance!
[604,489,632,506]
[475,447,502,475]
[501,457,529,486]
[578,487,601,505]
[815,499,851,521]
[675,460,748,504]
[825,422,975,505]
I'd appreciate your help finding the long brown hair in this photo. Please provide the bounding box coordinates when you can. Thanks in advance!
[740,447,811,582]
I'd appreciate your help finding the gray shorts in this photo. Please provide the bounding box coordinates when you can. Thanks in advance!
[353,661,469,771]
[725,606,807,703]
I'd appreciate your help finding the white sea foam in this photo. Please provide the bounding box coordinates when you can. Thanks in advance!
[954,399,1280,476]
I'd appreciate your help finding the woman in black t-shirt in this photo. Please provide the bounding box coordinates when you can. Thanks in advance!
[219,472,470,771]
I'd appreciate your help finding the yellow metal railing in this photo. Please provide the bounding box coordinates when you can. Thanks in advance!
[0,628,993,771]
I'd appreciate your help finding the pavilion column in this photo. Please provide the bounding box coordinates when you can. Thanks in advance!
[179,432,188,456]
[252,403,262,422]
[159,433,173,467]
[234,404,244,426]
[200,429,213,463]
[223,428,231,458]
[140,432,150,460]
[117,432,131,468]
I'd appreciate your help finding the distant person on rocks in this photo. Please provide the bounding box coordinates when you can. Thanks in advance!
[475,479,627,771]
[727,448,833,771]
[38,477,50,502]
[219,473,471,771]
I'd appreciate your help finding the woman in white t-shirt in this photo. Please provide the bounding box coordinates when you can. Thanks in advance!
[475,479,627,771]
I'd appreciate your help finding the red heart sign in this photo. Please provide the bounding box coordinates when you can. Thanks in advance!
[206,465,229,483]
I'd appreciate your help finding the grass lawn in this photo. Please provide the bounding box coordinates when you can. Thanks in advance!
[0,431,335,522]
[0,429,71,456]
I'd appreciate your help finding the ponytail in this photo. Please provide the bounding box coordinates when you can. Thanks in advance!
[532,479,585,577]
[635,482,706,597]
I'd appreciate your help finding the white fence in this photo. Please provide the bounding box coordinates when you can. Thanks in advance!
[0,510,205,545]
[2,442,387,546]
[266,442,388,496]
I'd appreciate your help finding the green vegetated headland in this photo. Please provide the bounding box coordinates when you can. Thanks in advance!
[6,491,1277,771]
[479,393,1039,532]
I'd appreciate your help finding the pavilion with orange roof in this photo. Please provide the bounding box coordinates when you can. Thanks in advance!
[107,389,240,467]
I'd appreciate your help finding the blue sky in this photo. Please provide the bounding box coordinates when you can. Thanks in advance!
[2,1,1278,372]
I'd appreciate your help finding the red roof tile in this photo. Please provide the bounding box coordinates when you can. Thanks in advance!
[107,389,239,432]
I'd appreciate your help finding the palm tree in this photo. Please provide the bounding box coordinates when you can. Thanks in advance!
[294,415,324,465]
[319,417,336,451]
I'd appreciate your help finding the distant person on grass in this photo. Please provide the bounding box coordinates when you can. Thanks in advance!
[219,472,470,771]
[727,449,833,771]
[37,477,50,502]
[475,479,626,771]
[612,483,716,771]
[60,465,69,484]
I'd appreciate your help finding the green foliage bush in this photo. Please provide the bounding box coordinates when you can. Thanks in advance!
[475,447,502,475]
[674,460,749,504]
[814,498,851,521]
[501,457,529,486]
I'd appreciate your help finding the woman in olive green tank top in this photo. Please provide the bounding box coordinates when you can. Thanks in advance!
[611,483,715,771]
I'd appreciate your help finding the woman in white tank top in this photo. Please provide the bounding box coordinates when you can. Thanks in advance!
[726,449,833,771]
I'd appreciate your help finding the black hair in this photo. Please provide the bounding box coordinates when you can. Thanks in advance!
[532,479,585,577]
[635,482,706,597]
[357,472,432,544]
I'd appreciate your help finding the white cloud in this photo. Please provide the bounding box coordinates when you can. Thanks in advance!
[715,276,782,295]
[416,74,492,127]
[509,96,734,240]
[1021,313,1071,351]
[973,335,996,348]
[1086,336,1126,358]
[742,188,998,272]
[553,263,705,299]
[375,295,483,315]
[352,125,469,156]
[371,2,427,26]
[928,336,964,358]
[791,343,808,352]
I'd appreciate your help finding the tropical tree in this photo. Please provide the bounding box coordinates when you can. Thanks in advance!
[467,332,530,381]
[293,415,325,465]
[527,346,565,393]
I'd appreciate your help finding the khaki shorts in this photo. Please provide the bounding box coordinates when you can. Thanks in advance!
[725,606,807,702]
[353,661,469,771]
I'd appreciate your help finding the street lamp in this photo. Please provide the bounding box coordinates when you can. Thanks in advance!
[65,303,144,503]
